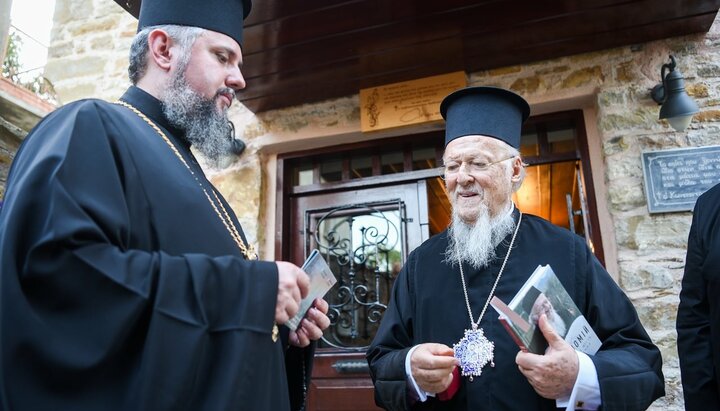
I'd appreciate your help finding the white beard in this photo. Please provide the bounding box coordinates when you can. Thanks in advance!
[547,309,567,336]
[445,202,515,269]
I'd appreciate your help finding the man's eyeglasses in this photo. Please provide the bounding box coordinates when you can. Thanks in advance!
[441,155,516,178]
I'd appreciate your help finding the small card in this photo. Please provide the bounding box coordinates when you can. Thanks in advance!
[285,249,338,330]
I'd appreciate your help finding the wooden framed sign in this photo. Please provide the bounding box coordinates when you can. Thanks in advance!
[360,71,467,132]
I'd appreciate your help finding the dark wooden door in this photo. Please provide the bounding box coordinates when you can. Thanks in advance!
[290,182,429,410]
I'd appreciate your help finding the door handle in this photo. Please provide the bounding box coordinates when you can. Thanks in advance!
[332,360,370,374]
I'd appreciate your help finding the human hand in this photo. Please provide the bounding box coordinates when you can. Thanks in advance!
[289,298,331,347]
[410,343,458,394]
[516,313,579,399]
[275,262,310,324]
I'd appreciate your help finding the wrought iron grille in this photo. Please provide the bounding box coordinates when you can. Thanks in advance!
[305,201,406,350]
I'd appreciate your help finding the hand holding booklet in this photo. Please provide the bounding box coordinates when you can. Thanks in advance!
[285,249,338,330]
[490,264,601,355]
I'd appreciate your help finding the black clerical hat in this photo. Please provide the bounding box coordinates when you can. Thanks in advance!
[440,86,530,148]
[114,0,252,46]
[521,286,542,315]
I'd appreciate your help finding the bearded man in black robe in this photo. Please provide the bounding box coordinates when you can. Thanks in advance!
[366,86,665,411]
[0,0,330,409]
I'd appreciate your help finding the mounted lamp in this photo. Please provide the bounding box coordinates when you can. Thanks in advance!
[650,55,699,132]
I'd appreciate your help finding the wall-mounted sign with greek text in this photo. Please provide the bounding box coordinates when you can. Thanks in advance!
[641,145,720,213]
[360,71,467,132]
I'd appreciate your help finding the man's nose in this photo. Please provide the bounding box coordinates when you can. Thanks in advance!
[227,67,246,92]
[456,164,474,184]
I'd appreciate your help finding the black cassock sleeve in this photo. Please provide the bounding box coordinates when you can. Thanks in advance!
[676,189,720,410]
[366,251,416,411]
[0,101,300,410]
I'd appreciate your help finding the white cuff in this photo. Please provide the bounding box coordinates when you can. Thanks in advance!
[556,351,601,410]
[405,345,435,402]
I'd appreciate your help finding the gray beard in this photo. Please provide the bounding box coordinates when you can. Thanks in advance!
[548,310,567,336]
[161,70,233,166]
[445,203,515,270]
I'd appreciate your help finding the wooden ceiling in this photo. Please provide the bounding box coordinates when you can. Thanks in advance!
[239,0,720,112]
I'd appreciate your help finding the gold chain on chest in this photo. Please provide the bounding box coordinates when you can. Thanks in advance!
[115,100,258,261]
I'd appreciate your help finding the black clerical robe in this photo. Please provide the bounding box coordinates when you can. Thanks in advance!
[0,87,311,410]
[367,209,664,411]
[677,183,720,410]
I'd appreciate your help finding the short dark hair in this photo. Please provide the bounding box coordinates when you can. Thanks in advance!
[128,25,204,85]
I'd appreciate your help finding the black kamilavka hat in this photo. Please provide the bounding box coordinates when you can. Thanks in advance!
[521,286,543,315]
[114,0,252,46]
[440,86,530,148]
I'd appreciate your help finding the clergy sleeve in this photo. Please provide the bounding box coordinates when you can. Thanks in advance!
[367,252,418,411]
[405,345,432,402]
[676,200,720,410]
[556,351,600,410]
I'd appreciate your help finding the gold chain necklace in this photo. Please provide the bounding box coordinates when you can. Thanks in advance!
[115,100,258,261]
[115,100,280,343]
[453,212,522,381]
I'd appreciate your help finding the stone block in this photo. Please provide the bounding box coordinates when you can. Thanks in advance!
[561,66,604,88]
[70,0,93,19]
[614,214,644,249]
[535,65,569,75]
[45,55,106,81]
[509,76,541,95]
[211,163,263,245]
[634,216,692,251]
[633,296,678,331]
[259,95,359,134]
[687,125,720,146]
[598,108,658,133]
[95,0,126,16]
[693,109,720,122]
[487,65,522,76]
[68,16,118,37]
[608,179,647,211]
[697,63,720,78]
[53,0,73,25]
[90,34,114,51]
[685,82,709,98]
[597,89,626,107]
[634,132,687,151]
[606,154,642,181]
[54,82,97,104]
[619,263,675,291]
[48,40,73,59]
[615,62,635,83]
[602,135,630,156]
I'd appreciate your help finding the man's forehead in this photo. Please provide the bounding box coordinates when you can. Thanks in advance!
[199,30,243,53]
[443,135,505,158]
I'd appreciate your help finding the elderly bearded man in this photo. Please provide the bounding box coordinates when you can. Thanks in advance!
[366,86,664,411]
[0,0,330,409]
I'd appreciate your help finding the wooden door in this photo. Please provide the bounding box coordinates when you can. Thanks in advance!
[290,182,429,411]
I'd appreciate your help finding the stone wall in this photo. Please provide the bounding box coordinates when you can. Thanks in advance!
[44,0,720,408]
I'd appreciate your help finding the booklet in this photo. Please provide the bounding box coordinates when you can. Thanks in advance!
[285,249,338,331]
[490,264,601,355]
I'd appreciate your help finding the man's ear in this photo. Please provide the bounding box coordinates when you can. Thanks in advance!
[510,156,523,182]
[147,29,174,72]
